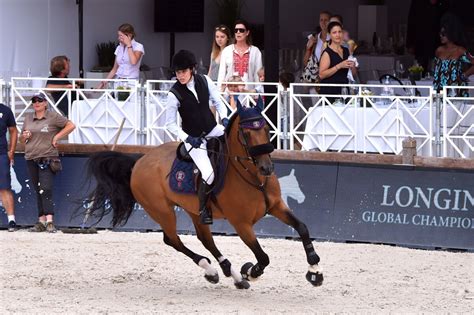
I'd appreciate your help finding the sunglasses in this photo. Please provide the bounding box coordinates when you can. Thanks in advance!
[234,28,247,34]
[439,31,446,37]
[31,97,45,103]
[215,26,228,31]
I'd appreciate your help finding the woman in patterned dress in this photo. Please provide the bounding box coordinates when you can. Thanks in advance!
[433,13,474,96]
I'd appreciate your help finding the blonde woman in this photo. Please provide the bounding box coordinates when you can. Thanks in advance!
[208,25,231,81]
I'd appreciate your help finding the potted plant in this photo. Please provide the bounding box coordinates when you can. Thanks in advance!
[93,41,117,72]
[408,65,424,81]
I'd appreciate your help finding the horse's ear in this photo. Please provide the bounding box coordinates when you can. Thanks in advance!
[256,95,264,113]
[290,169,295,176]
[235,95,244,113]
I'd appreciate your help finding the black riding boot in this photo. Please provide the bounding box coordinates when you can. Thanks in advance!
[198,180,213,225]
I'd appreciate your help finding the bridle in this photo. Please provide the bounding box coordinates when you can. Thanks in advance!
[229,114,274,214]
[236,115,274,165]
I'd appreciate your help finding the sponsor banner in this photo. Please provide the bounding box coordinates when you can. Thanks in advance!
[1,155,472,249]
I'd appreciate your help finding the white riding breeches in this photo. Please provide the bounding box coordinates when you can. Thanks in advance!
[184,124,225,185]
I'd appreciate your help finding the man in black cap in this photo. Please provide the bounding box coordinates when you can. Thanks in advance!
[165,50,229,225]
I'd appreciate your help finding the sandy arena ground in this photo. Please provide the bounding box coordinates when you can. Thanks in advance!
[1,230,473,314]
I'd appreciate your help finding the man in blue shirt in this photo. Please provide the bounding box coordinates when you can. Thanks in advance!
[0,103,18,231]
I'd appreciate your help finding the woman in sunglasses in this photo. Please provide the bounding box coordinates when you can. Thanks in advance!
[433,13,474,96]
[20,93,75,233]
[208,25,232,81]
[217,19,263,91]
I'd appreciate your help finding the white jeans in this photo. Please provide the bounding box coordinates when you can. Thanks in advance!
[184,124,225,185]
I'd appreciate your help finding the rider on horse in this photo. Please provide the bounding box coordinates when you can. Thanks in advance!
[165,50,229,225]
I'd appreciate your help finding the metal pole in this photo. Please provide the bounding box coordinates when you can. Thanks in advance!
[139,81,147,145]
[434,91,442,157]
[281,90,289,150]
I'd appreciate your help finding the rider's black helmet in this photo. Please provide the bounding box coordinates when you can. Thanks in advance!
[172,50,197,71]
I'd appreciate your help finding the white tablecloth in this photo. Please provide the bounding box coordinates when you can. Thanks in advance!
[302,106,404,153]
[69,98,140,144]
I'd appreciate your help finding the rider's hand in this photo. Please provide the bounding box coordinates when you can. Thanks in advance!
[186,136,203,148]
[222,118,229,128]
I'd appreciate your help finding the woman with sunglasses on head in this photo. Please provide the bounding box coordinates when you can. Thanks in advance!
[433,13,474,96]
[318,21,356,102]
[97,23,145,89]
[217,20,263,91]
[20,93,75,233]
[208,25,232,81]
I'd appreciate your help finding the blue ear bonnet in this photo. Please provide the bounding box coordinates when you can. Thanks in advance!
[234,95,266,129]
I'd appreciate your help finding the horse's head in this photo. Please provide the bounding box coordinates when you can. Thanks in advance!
[232,96,274,176]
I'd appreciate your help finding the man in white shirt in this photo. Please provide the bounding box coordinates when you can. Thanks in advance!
[165,50,229,225]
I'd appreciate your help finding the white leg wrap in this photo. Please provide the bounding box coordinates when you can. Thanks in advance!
[198,258,217,276]
[230,267,243,283]
[308,264,323,274]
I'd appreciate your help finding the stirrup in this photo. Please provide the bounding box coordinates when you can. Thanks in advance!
[199,208,213,225]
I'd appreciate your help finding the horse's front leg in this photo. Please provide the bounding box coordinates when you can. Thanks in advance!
[232,223,270,282]
[191,215,250,289]
[269,201,324,286]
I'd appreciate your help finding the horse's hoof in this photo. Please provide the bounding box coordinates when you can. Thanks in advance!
[204,273,219,284]
[240,262,254,280]
[234,279,250,289]
[306,271,323,287]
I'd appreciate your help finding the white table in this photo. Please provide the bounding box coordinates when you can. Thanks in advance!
[69,98,140,144]
[302,105,404,153]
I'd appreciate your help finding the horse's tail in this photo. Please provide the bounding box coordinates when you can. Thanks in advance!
[85,151,142,227]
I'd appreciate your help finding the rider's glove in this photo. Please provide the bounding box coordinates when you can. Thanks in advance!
[186,136,203,148]
[222,118,229,128]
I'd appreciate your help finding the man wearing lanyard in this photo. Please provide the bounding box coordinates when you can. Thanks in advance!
[165,50,229,225]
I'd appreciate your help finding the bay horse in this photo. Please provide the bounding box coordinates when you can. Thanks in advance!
[85,98,323,289]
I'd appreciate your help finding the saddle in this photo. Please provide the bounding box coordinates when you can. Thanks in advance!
[168,136,226,195]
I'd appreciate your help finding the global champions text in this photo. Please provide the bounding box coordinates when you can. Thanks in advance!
[361,185,474,229]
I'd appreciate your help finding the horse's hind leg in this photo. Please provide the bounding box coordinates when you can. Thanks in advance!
[191,215,250,289]
[148,205,220,284]
[232,223,270,282]
[269,201,324,286]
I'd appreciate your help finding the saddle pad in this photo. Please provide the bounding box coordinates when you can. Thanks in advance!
[169,159,198,194]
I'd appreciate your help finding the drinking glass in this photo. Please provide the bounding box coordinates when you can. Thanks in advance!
[397,63,405,79]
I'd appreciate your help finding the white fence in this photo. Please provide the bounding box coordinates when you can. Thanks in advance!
[3,77,473,158]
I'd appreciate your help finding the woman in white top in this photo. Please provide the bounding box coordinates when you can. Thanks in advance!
[98,23,145,88]
[303,11,331,65]
[217,19,263,90]
[208,25,232,81]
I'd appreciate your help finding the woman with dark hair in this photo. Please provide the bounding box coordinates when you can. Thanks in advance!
[433,13,474,96]
[21,93,75,232]
[98,23,145,88]
[217,19,263,90]
[208,25,232,81]
[318,21,356,99]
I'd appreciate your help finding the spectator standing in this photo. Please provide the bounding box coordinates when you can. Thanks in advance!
[0,103,18,231]
[433,13,474,96]
[217,20,263,91]
[98,23,145,88]
[21,93,75,233]
[45,56,79,117]
[208,25,232,81]
[319,22,356,99]
[303,11,331,66]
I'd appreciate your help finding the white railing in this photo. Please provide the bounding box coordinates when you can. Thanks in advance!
[443,86,474,158]
[289,83,434,155]
[3,77,473,158]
